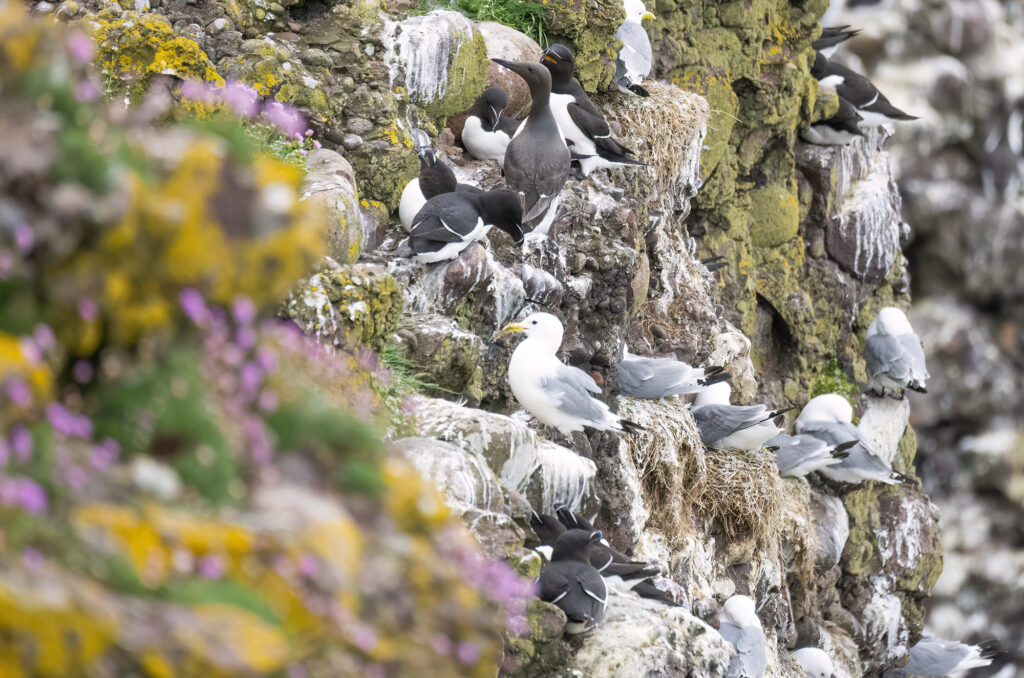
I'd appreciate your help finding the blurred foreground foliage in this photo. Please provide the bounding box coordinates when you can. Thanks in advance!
[0,5,529,677]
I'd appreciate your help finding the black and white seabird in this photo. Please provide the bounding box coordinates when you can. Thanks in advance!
[765,433,856,478]
[795,394,906,484]
[532,509,657,579]
[398,130,483,231]
[801,95,865,146]
[538,529,608,634]
[690,382,791,451]
[812,52,917,129]
[407,189,523,263]
[864,307,929,398]
[812,25,860,58]
[882,635,1001,678]
[461,86,520,168]
[541,44,646,177]
[719,595,768,678]
[613,0,656,97]
[490,58,572,235]
[618,347,731,400]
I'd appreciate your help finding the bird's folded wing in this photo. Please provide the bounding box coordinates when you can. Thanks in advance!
[897,333,930,379]
[567,102,637,157]
[865,334,910,379]
[692,404,767,441]
[539,569,571,602]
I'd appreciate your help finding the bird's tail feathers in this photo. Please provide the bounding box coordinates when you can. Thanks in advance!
[627,83,650,97]
[975,640,1003,662]
[619,419,647,434]
[832,440,858,458]
[630,578,680,606]
[697,371,732,388]
[906,380,927,393]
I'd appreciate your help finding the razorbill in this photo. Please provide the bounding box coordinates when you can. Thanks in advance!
[407,189,523,263]
[618,348,731,400]
[795,394,906,484]
[498,313,644,435]
[690,382,791,451]
[538,529,608,634]
[812,52,917,129]
[398,129,482,231]
[864,307,930,398]
[614,0,655,97]
[461,86,520,168]
[812,25,860,58]
[491,58,571,234]
[801,95,865,145]
[540,44,646,176]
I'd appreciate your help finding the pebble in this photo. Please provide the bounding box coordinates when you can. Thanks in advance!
[208,17,229,33]
[652,325,668,339]
[341,134,363,151]
[299,48,333,68]
[346,117,373,135]
[34,1,55,12]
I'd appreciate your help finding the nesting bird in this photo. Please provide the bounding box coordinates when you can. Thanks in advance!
[538,529,608,634]
[541,44,646,177]
[613,0,656,97]
[499,313,643,435]
[812,52,917,129]
[801,95,865,146]
[618,347,730,400]
[882,634,1000,677]
[461,86,520,168]
[864,307,930,398]
[765,433,856,478]
[690,382,790,451]
[812,25,860,58]
[795,394,904,484]
[491,58,571,234]
[407,189,523,263]
[719,595,767,678]
[792,647,835,678]
[399,130,481,231]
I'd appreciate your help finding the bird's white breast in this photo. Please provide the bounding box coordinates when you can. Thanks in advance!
[549,92,597,157]
[462,115,511,166]
[398,178,425,232]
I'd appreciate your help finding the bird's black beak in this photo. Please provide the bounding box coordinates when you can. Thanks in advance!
[489,105,503,131]
[491,58,524,76]
[506,222,524,246]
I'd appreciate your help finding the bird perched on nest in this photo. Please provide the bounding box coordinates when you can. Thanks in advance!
[498,313,644,435]
[407,189,523,263]
[491,58,571,235]
[613,0,656,97]
[461,86,520,168]
[538,529,608,634]
[617,346,731,400]
[801,95,865,146]
[812,25,860,58]
[540,43,646,177]
[690,382,791,451]
[765,433,856,478]
[795,394,906,485]
[882,634,1001,677]
[812,52,917,129]
[793,647,835,678]
[399,129,482,231]
[719,595,767,678]
[863,307,930,398]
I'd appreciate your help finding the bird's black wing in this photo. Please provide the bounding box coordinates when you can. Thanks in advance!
[409,195,479,254]
[565,102,641,160]
[498,115,520,136]
[862,91,918,120]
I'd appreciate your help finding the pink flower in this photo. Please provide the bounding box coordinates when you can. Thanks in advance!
[1,478,48,514]
[14,224,34,254]
[5,377,31,407]
[179,78,218,103]
[46,402,94,439]
[298,553,319,577]
[73,360,94,384]
[33,325,55,352]
[10,426,32,461]
[222,81,259,117]
[66,32,95,63]
[258,388,279,413]
[75,79,103,103]
[232,296,257,326]
[456,642,480,666]
[507,614,529,636]
[263,101,305,138]
[353,626,377,653]
[198,555,226,579]
[77,297,99,322]
[180,288,208,324]
[23,547,44,570]
[90,438,120,471]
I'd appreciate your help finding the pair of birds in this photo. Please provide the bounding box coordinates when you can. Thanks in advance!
[532,505,675,634]
[802,25,917,146]
[400,42,646,262]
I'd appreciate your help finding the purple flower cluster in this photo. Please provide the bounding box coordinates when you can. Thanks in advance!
[179,78,306,138]
[443,534,537,635]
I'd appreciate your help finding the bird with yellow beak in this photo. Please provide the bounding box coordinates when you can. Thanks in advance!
[498,313,643,436]
[614,0,656,97]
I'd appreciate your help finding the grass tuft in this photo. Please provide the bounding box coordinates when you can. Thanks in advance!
[410,0,548,46]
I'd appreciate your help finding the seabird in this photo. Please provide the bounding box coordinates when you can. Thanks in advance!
[812,52,917,129]
[978,103,1023,201]
[461,86,520,168]
[618,347,731,400]
[491,58,571,234]
[499,313,643,435]
[613,0,656,97]
[812,25,860,58]
[883,634,1001,677]
[765,433,856,478]
[719,595,767,678]
[793,647,835,678]
[864,307,930,398]
[795,394,905,484]
[540,44,646,176]
[399,130,482,231]
[690,382,791,451]
[801,95,865,146]
[407,189,523,263]
[538,529,608,634]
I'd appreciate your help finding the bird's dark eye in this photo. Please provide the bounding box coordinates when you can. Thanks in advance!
[531,321,538,325]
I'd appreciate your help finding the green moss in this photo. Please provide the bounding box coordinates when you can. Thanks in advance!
[748,183,800,247]
[423,30,489,120]
[811,359,860,408]
[894,423,917,476]
[415,0,548,46]
[541,0,624,91]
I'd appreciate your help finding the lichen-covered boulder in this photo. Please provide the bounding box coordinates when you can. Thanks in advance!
[540,0,625,92]
[302,149,365,263]
[393,312,486,402]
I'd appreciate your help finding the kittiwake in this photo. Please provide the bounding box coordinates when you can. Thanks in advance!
[618,347,731,400]
[719,595,767,678]
[690,382,791,451]
[766,433,856,478]
[883,634,1001,677]
[613,0,656,96]
[793,647,835,678]
[864,306,930,398]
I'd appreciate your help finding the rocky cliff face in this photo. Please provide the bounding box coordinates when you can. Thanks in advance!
[2,0,954,675]
[826,1,1024,674]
